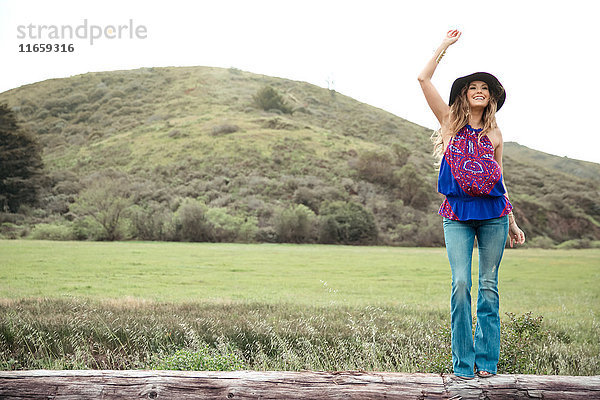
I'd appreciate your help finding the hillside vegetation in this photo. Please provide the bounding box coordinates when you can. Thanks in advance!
[0,66,598,246]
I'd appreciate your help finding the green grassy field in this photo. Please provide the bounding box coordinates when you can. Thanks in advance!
[1,240,599,373]
[2,240,598,323]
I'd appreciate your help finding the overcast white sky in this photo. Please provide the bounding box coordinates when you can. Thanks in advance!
[1,0,598,163]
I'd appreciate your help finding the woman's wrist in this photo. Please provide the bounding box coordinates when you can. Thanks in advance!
[508,212,517,226]
[435,43,450,63]
[440,40,452,49]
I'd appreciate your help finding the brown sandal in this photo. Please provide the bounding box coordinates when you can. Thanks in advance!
[454,374,475,380]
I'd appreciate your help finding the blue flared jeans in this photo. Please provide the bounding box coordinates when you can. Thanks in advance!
[442,216,509,378]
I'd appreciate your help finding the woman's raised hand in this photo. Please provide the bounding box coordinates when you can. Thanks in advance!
[443,29,461,46]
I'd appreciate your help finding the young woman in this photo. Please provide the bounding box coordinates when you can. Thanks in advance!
[418,30,526,379]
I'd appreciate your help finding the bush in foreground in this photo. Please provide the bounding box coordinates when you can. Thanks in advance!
[153,344,245,371]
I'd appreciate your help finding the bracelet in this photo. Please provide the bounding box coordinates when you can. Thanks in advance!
[435,50,446,63]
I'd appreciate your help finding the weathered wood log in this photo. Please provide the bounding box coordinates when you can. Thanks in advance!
[0,370,599,400]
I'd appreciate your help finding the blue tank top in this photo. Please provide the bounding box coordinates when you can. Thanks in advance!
[437,124,512,220]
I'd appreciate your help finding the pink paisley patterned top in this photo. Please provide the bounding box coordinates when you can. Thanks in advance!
[437,124,512,221]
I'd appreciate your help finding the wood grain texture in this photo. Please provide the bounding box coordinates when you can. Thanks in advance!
[0,370,599,400]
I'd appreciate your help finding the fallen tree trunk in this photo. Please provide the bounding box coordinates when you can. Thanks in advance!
[0,370,599,399]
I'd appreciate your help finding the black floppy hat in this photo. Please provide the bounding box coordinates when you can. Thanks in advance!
[449,72,506,111]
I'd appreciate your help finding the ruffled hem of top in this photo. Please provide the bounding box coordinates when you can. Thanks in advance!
[439,195,512,221]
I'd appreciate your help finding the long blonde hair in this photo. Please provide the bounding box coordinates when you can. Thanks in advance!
[431,83,501,163]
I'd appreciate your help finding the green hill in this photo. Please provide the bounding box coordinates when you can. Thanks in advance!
[1,66,598,247]
[504,142,600,182]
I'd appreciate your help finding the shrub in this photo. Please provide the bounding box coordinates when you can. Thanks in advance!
[171,199,258,243]
[413,213,444,247]
[153,343,245,371]
[64,93,87,111]
[175,199,212,242]
[356,150,394,185]
[0,222,28,239]
[292,105,311,114]
[391,210,444,247]
[499,312,549,374]
[262,117,296,130]
[168,129,184,138]
[570,194,600,217]
[130,202,176,241]
[253,86,292,114]
[293,187,321,212]
[70,175,134,241]
[273,204,316,243]
[52,180,81,196]
[205,207,256,243]
[543,194,575,219]
[74,111,93,124]
[71,216,105,240]
[89,87,108,102]
[29,223,74,241]
[0,212,24,224]
[526,235,555,249]
[319,201,378,245]
[88,111,107,124]
[392,163,432,209]
[392,143,410,167]
[420,323,452,373]
[556,239,591,249]
[237,218,259,243]
[108,89,126,99]
[211,124,239,136]
[256,226,277,243]
[317,215,339,244]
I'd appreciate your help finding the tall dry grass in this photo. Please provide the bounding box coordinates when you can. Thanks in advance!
[1,298,598,374]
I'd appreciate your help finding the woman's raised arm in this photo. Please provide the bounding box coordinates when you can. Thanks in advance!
[418,29,461,125]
